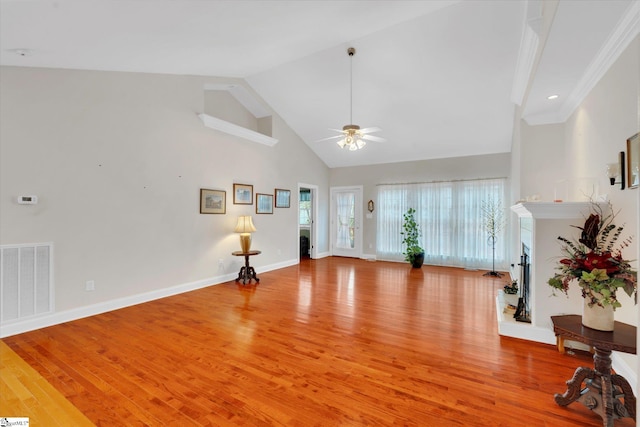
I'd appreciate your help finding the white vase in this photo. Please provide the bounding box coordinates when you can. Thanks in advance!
[582,298,614,331]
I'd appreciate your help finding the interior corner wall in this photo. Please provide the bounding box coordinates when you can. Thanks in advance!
[519,121,566,201]
[329,153,511,258]
[508,106,523,280]
[519,35,639,376]
[564,33,639,379]
[0,66,330,322]
[563,34,639,327]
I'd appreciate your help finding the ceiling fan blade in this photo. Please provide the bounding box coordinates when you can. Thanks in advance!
[362,134,386,142]
[328,128,347,134]
[316,135,344,142]
[359,127,382,134]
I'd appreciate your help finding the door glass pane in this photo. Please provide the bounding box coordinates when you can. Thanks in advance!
[336,192,355,249]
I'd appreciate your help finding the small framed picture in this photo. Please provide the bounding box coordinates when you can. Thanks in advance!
[256,193,273,214]
[200,189,226,214]
[233,183,253,205]
[275,188,291,208]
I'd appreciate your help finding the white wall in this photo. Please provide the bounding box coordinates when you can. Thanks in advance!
[329,153,511,258]
[0,66,330,328]
[516,35,639,376]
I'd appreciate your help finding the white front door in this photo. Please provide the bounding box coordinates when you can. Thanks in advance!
[330,186,363,258]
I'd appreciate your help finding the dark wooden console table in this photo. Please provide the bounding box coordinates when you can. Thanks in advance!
[551,314,636,426]
[232,250,261,285]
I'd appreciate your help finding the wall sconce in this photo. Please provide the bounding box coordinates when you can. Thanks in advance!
[606,151,626,190]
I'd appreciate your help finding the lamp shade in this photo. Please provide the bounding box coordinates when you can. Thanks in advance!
[234,215,256,233]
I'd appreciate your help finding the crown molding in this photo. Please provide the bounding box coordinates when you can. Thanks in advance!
[510,1,542,106]
[526,2,640,126]
[511,22,540,106]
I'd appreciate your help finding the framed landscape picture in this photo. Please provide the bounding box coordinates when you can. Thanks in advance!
[200,189,226,214]
[256,193,273,214]
[233,183,253,205]
[275,188,291,208]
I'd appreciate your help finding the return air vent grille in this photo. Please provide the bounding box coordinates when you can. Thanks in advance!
[1,243,53,323]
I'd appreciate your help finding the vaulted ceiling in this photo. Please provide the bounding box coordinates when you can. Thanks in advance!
[1,0,637,168]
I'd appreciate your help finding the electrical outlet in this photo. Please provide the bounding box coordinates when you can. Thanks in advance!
[85,280,95,291]
[218,258,224,266]
[277,249,282,256]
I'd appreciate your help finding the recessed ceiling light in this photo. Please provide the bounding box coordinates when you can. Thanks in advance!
[7,48,34,57]
[547,94,559,100]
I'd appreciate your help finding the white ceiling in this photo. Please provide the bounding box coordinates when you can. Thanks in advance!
[1,0,638,168]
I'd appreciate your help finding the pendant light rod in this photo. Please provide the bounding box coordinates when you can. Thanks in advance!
[348,47,355,125]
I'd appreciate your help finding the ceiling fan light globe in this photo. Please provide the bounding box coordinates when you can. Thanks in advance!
[349,143,358,151]
[356,139,366,149]
[337,139,346,148]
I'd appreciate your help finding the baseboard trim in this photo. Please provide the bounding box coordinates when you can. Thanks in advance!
[612,352,638,395]
[0,258,298,338]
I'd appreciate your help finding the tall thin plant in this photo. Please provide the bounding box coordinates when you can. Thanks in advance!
[482,198,505,277]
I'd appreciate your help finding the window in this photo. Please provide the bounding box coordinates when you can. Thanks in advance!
[376,178,507,270]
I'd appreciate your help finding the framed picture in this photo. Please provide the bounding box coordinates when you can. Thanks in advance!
[256,193,273,214]
[200,189,226,214]
[275,188,291,208]
[233,183,253,205]
[627,132,639,189]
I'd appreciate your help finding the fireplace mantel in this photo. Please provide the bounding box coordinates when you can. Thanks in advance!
[499,202,596,345]
[511,202,594,219]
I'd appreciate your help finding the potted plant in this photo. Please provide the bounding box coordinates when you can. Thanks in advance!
[401,208,425,268]
[547,203,637,331]
[503,279,518,295]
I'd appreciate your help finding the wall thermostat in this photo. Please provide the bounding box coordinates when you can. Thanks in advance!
[18,195,38,205]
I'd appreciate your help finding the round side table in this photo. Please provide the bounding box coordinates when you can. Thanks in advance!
[232,250,261,284]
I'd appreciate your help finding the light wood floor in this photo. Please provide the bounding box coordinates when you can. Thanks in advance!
[1,258,635,426]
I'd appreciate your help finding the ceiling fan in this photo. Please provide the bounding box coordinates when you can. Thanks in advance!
[318,47,385,151]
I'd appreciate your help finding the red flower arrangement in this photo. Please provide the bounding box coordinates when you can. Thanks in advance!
[548,204,637,309]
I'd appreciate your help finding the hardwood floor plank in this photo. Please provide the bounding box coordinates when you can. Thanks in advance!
[0,340,94,426]
[2,258,636,426]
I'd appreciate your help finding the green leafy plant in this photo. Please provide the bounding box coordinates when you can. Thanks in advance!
[401,208,424,264]
[548,203,637,309]
[503,279,518,295]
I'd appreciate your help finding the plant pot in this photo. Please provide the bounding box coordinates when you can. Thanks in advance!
[411,252,425,269]
[582,298,614,331]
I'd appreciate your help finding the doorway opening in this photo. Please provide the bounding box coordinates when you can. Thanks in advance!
[298,184,318,260]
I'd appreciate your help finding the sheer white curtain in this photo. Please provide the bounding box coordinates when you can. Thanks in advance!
[376,178,507,270]
[336,192,354,249]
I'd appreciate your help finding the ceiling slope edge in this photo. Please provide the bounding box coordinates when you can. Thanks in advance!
[524,1,640,126]
[203,83,271,119]
[198,113,278,147]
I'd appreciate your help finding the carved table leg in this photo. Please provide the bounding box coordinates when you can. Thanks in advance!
[236,266,247,283]
[611,374,636,420]
[556,347,636,427]
[235,255,259,285]
[554,366,595,406]
[600,375,614,427]
[247,266,259,282]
